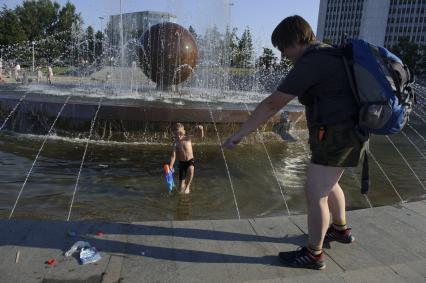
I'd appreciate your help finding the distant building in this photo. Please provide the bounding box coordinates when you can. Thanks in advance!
[107,11,177,64]
[317,0,426,48]
[109,11,177,40]
[107,11,177,46]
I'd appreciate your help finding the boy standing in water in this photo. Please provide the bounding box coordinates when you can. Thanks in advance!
[169,123,204,194]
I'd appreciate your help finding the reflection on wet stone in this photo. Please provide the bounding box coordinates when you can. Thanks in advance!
[175,194,192,221]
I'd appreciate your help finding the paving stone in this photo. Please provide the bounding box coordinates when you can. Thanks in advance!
[0,201,425,282]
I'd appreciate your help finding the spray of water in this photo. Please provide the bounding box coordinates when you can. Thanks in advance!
[67,97,103,221]
[9,95,72,219]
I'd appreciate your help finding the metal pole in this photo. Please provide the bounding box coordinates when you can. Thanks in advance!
[120,0,124,87]
[120,0,124,62]
[98,17,104,33]
[99,17,104,61]
[32,42,35,73]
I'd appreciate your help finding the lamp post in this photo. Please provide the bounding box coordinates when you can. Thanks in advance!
[98,17,105,61]
[120,0,124,64]
[119,0,124,86]
[32,41,35,73]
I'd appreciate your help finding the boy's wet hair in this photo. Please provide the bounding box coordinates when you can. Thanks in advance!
[174,123,185,135]
[271,15,316,51]
[175,123,184,130]
[174,123,185,136]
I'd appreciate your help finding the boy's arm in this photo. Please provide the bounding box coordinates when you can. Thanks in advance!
[195,125,204,139]
[188,125,204,140]
[169,145,176,170]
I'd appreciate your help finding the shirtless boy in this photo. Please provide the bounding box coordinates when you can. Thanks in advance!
[169,123,204,194]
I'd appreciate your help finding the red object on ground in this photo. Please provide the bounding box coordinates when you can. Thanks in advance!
[46,259,57,265]
[96,231,104,236]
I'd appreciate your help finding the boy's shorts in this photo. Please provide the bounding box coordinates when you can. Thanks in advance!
[309,121,367,167]
[179,159,195,180]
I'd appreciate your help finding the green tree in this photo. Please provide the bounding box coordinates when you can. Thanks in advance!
[221,25,237,67]
[56,1,82,64]
[223,26,239,67]
[257,47,277,70]
[15,0,60,42]
[275,57,293,72]
[86,26,94,63]
[0,0,83,66]
[0,6,27,48]
[95,30,104,60]
[237,27,254,68]
[57,2,79,33]
[390,37,421,75]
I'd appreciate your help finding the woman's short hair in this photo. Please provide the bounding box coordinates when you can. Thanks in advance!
[271,15,316,51]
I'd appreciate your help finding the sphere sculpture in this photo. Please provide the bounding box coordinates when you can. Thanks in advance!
[139,22,198,90]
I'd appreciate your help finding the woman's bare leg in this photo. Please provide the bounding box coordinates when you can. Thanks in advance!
[305,163,344,252]
[328,182,347,229]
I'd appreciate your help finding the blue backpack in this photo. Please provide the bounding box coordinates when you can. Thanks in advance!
[343,39,415,194]
[342,38,414,137]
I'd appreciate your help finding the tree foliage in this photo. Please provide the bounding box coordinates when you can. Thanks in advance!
[0,0,85,66]
[256,48,277,70]
[15,0,60,41]
[0,6,27,47]
[237,27,254,68]
[390,37,422,76]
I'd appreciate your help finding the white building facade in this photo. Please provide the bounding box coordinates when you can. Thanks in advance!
[317,0,426,48]
[109,11,177,36]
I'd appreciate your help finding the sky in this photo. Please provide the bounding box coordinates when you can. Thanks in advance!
[1,0,321,55]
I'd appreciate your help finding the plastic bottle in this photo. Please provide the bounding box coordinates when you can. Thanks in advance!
[65,241,91,257]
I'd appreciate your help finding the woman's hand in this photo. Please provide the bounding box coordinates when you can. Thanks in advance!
[222,133,243,149]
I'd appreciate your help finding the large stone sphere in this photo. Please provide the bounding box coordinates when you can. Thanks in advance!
[139,22,198,89]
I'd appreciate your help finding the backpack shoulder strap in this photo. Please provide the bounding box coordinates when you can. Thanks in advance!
[361,150,370,194]
[302,44,343,58]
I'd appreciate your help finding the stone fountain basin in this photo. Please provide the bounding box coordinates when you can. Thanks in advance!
[0,84,305,142]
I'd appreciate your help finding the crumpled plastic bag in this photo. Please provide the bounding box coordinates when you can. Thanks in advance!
[65,241,101,265]
[79,247,101,265]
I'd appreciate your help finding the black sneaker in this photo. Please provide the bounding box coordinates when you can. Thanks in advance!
[278,246,326,270]
[325,225,355,243]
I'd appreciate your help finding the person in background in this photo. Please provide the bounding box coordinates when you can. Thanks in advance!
[37,66,43,83]
[47,65,53,84]
[14,63,21,81]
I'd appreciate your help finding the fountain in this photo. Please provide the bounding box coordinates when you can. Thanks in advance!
[139,22,198,90]
[0,18,302,144]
